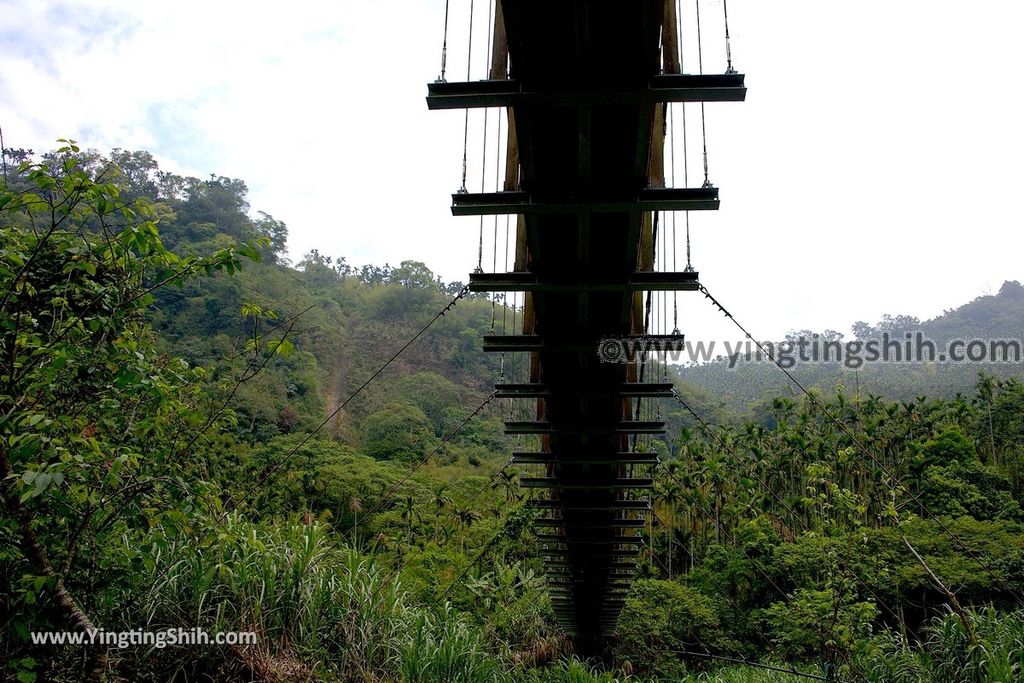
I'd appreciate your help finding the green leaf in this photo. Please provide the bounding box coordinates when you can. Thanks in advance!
[268,339,294,357]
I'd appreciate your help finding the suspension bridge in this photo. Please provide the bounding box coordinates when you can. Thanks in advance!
[427,0,744,645]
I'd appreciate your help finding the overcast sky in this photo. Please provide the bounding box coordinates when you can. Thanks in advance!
[2,1,1022,344]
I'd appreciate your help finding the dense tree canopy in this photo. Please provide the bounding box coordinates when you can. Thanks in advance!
[4,145,1024,682]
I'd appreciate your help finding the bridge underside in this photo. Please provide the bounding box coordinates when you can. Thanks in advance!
[430,0,744,643]
[504,0,661,640]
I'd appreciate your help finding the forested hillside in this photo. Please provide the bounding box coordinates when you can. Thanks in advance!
[678,281,1024,418]
[4,146,1024,682]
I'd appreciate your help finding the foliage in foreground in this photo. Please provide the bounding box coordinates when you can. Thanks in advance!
[6,145,1024,681]
[125,513,505,682]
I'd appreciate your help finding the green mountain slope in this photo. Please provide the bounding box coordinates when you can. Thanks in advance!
[676,281,1024,418]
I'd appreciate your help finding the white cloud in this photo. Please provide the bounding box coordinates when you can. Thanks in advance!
[2,0,1022,342]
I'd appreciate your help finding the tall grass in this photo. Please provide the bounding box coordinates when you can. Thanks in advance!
[400,605,509,683]
[114,512,506,682]
[104,514,1024,682]
[523,659,816,683]
[525,659,636,683]
[853,607,1024,683]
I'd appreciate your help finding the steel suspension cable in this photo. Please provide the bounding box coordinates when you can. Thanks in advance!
[669,650,827,682]
[459,0,476,194]
[477,0,494,275]
[668,390,905,626]
[655,457,882,680]
[695,0,711,187]
[325,399,504,549]
[661,188,668,335]
[652,469,809,667]
[490,108,501,329]
[658,182,668,383]
[676,0,684,67]
[510,289,517,414]
[677,3,694,273]
[418,455,516,553]
[437,0,451,81]
[649,502,845,682]
[432,504,533,606]
[634,212,660,446]
[669,105,680,334]
[723,0,735,74]
[304,414,512,608]
[238,285,472,501]
[501,212,510,382]
[477,103,488,273]
[697,283,1024,607]
[683,117,693,271]
[656,461,792,601]
[362,390,498,520]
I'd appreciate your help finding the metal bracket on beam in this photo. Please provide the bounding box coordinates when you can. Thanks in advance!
[426,73,746,109]
[469,270,699,293]
[505,421,665,435]
[534,519,647,528]
[529,500,651,510]
[485,333,685,353]
[548,579,633,586]
[521,477,655,489]
[512,452,658,465]
[495,382,674,398]
[536,535,645,544]
[541,548,641,557]
[451,187,719,216]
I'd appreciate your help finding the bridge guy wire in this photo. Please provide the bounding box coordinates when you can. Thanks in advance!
[654,461,793,603]
[329,457,523,620]
[145,388,508,624]
[431,502,535,607]
[647,507,737,609]
[668,392,907,628]
[360,390,499,521]
[654,430,884,681]
[669,650,828,682]
[413,455,517,554]
[648,548,829,682]
[237,284,473,503]
[163,303,314,459]
[644,507,825,681]
[696,282,1024,608]
[662,391,906,626]
[291,390,519,624]
[171,305,315,465]
[304,389,503,577]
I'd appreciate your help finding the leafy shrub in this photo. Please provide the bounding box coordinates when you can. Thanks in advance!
[763,588,877,663]
[614,579,723,677]
[361,402,437,462]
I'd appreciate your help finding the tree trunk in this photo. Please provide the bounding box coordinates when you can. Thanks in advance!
[1,449,107,681]
[988,404,997,467]
[901,532,977,647]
